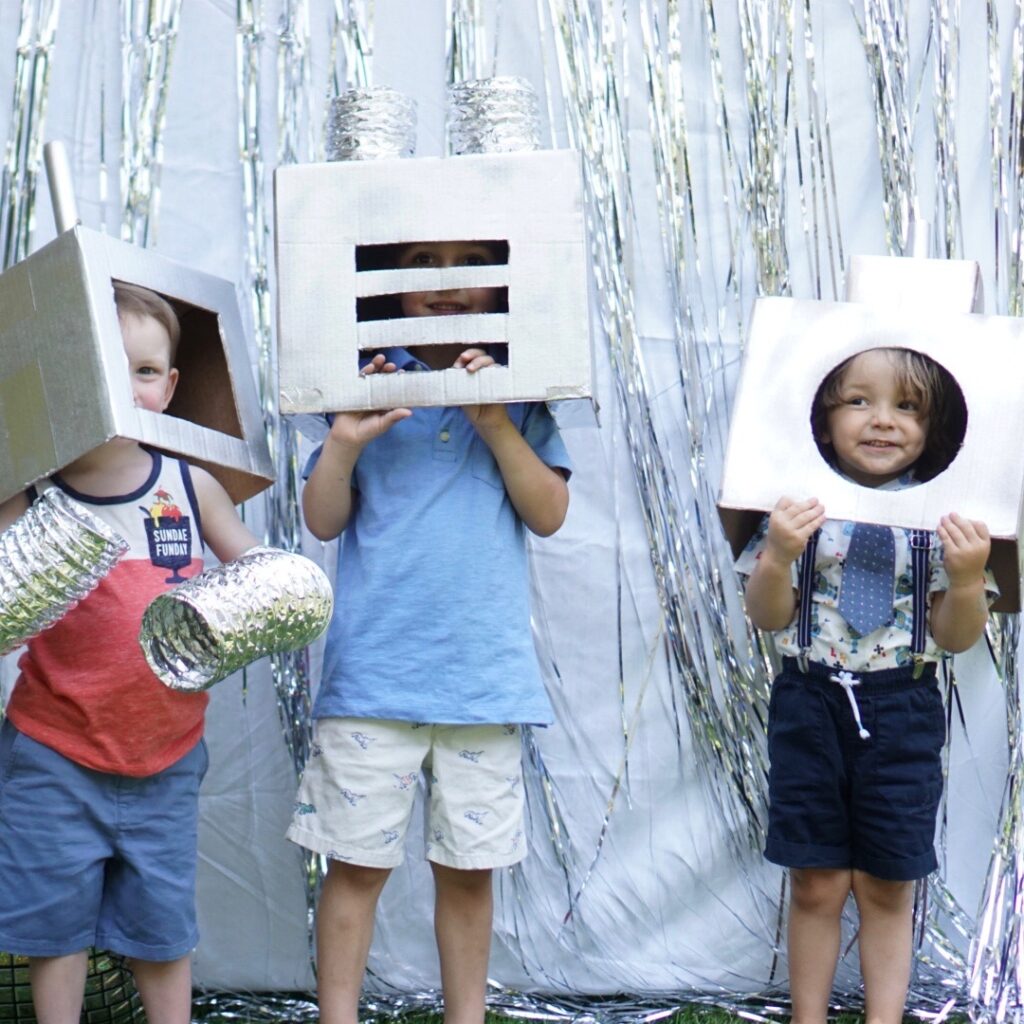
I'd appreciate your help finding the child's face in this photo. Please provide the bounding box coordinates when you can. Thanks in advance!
[819,349,928,487]
[396,241,501,318]
[121,312,179,413]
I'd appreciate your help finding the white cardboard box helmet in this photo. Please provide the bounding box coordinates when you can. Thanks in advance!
[719,293,1024,612]
[274,149,591,412]
[0,226,274,505]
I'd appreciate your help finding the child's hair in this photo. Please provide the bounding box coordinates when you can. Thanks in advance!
[810,346,966,482]
[113,281,181,360]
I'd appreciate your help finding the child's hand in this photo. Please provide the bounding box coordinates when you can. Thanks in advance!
[938,513,990,587]
[764,496,825,565]
[453,348,507,430]
[328,355,411,449]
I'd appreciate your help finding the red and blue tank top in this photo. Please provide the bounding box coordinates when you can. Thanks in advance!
[6,450,208,776]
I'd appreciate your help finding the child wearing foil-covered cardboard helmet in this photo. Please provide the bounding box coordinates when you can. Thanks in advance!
[287,239,571,1024]
[736,346,996,1024]
[0,282,260,1024]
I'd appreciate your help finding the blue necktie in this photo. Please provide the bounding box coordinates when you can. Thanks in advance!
[838,522,896,635]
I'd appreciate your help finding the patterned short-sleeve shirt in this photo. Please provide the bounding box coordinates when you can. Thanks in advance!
[734,476,999,672]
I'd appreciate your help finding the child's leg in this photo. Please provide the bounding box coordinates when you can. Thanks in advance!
[28,952,88,1024]
[788,867,851,1024]
[852,870,915,1024]
[316,859,391,1024]
[432,863,493,1024]
[127,955,192,1024]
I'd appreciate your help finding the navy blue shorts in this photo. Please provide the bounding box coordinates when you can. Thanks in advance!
[0,720,208,959]
[765,657,945,881]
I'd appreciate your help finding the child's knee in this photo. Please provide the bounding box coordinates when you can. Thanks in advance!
[790,867,851,914]
[325,859,391,893]
[851,870,914,913]
[431,862,493,894]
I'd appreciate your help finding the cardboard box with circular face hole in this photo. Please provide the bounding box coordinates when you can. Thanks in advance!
[719,294,1024,612]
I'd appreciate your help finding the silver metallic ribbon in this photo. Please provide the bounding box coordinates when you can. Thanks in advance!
[0,488,128,657]
[118,0,181,246]
[0,0,61,269]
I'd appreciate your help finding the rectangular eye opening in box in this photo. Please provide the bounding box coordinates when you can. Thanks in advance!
[353,240,510,369]
[112,279,244,441]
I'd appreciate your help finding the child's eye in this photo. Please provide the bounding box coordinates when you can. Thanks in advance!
[461,253,487,266]
[897,400,919,412]
[845,396,867,406]
[410,251,436,266]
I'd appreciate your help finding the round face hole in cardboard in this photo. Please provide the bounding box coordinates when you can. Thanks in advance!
[809,346,967,486]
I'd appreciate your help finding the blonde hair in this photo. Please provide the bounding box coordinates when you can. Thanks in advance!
[112,281,181,360]
[811,347,964,481]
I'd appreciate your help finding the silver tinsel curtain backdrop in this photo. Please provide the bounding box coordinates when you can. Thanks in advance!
[0,1,1022,1020]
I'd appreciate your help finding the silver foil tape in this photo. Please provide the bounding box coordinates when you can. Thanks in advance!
[0,488,129,656]
[139,546,333,692]
[325,86,416,161]
[446,76,541,155]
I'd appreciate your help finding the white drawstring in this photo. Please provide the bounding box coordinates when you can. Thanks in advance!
[830,670,871,740]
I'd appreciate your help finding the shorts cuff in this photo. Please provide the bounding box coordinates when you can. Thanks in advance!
[765,837,850,870]
[0,931,94,958]
[853,849,937,882]
[96,931,198,962]
[428,846,528,870]
[286,825,404,869]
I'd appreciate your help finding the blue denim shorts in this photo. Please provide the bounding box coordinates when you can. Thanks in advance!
[765,657,945,882]
[0,720,208,959]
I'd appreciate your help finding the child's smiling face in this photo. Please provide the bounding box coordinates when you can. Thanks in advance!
[819,348,928,487]
[396,240,502,317]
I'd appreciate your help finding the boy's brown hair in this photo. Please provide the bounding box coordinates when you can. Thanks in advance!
[113,281,181,360]
[810,346,966,482]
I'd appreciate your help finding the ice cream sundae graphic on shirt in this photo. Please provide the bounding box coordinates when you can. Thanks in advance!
[140,486,194,582]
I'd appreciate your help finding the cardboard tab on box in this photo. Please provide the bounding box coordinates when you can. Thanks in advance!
[274,149,592,414]
[0,226,273,506]
[718,295,1024,611]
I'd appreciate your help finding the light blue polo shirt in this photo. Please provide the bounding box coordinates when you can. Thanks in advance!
[306,348,571,725]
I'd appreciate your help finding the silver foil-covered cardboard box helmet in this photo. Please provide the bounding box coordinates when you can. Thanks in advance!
[0,225,274,505]
[274,148,591,412]
[718,291,1024,612]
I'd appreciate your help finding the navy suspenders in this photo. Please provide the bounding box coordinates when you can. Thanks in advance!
[796,525,932,676]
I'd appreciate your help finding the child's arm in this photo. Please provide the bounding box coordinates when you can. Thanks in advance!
[302,355,412,542]
[453,347,569,537]
[929,512,991,652]
[0,492,29,533]
[464,406,569,537]
[190,468,261,563]
[744,496,825,631]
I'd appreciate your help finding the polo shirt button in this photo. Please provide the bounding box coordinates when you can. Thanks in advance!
[439,430,450,442]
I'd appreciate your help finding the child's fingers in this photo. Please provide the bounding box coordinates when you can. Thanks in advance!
[453,347,494,372]
[940,513,990,548]
[360,355,399,377]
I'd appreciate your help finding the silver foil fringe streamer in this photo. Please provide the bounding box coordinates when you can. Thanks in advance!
[0,488,128,656]
[0,0,61,269]
[118,0,181,246]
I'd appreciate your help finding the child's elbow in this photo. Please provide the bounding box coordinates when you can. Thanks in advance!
[530,484,569,537]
